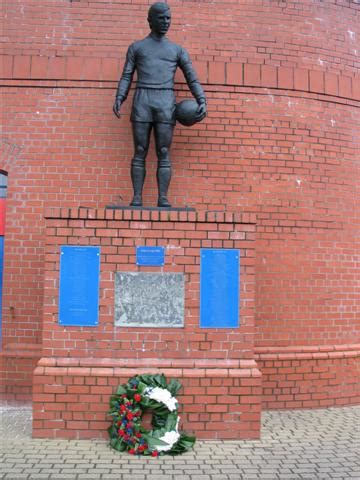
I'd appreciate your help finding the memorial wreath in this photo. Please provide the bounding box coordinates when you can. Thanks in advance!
[108,374,195,456]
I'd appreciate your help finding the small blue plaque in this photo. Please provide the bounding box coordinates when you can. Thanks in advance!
[59,246,100,326]
[136,246,165,266]
[200,248,240,328]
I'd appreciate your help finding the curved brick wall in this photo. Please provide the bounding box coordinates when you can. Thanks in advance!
[3,1,360,88]
[1,0,359,407]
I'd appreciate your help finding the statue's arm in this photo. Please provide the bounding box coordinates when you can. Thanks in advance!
[113,45,136,118]
[178,47,207,120]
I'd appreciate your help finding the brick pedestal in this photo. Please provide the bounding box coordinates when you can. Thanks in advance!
[33,358,261,440]
[33,207,261,439]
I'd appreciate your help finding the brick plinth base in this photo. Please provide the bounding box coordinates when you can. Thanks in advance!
[257,344,360,409]
[33,358,262,440]
[0,344,41,402]
[31,208,259,439]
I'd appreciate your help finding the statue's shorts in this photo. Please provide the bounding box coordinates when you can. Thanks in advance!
[131,88,176,125]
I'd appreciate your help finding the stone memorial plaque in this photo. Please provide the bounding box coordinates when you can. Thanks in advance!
[115,272,184,327]
[58,246,100,326]
[200,248,240,328]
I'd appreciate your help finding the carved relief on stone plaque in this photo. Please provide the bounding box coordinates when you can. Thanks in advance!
[115,272,184,328]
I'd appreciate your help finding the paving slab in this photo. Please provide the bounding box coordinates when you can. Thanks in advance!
[1,404,359,479]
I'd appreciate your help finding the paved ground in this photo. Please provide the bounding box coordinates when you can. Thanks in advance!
[1,404,359,480]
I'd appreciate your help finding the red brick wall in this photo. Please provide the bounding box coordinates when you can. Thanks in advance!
[42,208,255,359]
[257,345,360,409]
[0,347,39,402]
[2,89,359,350]
[1,0,359,406]
[3,1,359,89]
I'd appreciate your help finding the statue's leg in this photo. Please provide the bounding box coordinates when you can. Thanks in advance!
[154,122,174,208]
[130,122,152,207]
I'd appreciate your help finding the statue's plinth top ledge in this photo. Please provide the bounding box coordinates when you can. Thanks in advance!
[106,205,195,212]
[44,206,257,225]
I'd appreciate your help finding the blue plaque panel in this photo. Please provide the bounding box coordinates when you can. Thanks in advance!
[59,246,100,326]
[200,248,240,328]
[136,246,165,266]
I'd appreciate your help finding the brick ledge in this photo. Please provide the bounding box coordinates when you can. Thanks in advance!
[44,207,257,224]
[34,357,262,378]
[255,343,360,361]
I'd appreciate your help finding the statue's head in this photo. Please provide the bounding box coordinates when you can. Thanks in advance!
[148,2,171,36]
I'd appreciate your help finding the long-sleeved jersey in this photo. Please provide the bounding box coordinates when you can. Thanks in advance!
[116,34,206,104]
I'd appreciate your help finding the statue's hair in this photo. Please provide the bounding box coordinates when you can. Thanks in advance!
[148,2,170,21]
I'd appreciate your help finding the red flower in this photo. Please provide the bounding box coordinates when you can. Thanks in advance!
[134,393,141,402]
[127,422,133,429]
[138,445,145,452]
[135,432,142,438]
[129,448,136,455]
[151,451,159,457]
[118,429,124,436]
[120,404,126,413]
[127,412,134,420]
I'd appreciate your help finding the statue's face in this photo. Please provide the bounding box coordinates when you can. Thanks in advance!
[150,9,171,35]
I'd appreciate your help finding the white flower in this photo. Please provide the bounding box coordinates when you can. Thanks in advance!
[144,386,178,412]
[156,429,181,452]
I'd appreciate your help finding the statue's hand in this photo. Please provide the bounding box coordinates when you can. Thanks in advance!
[113,98,122,118]
[195,101,207,122]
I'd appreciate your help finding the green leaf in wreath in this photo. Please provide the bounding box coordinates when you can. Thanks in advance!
[152,414,166,429]
[179,433,196,447]
[116,385,127,395]
[164,412,179,431]
[114,439,127,452]
[150,427,167,439]
[168,433,196,455]
[135,380,149,394]
[155,374,167,388]
[109,397,119,407]
[167,378,182,396]
[107,411,118,417]
[141,433,169,448]
[137,374,152,386]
